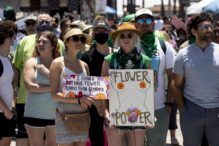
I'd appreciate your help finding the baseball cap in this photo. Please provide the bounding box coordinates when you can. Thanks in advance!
[122,14,135,22]
[3,6,16,21]
[25,15,37,22]
[93,20,110,31]
[135,8,153,18]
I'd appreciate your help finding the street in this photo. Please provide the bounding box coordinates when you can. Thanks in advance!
[10,113,183,146]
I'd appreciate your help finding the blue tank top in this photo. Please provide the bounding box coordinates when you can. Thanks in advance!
[24,57,58,119]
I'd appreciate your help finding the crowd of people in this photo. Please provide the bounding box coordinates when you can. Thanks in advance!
[0,5,219,146]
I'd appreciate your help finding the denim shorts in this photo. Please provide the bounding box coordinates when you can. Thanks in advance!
[180,99,219,146]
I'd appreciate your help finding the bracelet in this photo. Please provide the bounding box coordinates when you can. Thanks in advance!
[77,97,81,105]
[165,102,173,107]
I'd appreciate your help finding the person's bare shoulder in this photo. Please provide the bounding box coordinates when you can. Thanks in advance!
[51,56,64,69]
[25,57,37,67]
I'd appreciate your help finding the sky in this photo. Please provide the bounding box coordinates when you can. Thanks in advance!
[117,0,177,16]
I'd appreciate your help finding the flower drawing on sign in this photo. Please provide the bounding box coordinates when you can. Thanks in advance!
[139,81,147,89]
[70,74,76,78]
[68,91,75,98]
[95,93,106,99]
[117,82,125,89]
[76,91,84,98]
[126,107,141,123]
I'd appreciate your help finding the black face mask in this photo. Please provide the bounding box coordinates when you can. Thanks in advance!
[37,23,52,32]
[94,33,109,45]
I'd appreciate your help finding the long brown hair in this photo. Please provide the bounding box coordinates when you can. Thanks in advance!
[32,31,61,58]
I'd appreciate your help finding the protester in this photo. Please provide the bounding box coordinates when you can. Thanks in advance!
[23,31,61,146]
[213,21,219,44]
[70,20,93,53]
[134,8,176,146]
[81,19,112,146]
[50,28,92,146]
[12,13,65,146]
[173,13,219,146]
[3,6,16,21]
[0,20,17,146]
[25,15,37,35]
[59,18,73,41]
[101,22,151,146]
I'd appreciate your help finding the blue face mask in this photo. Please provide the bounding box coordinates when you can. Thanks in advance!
[37,21,52,32]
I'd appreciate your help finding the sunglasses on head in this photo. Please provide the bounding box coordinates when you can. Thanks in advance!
[198,24,213,30]
[25,21,36,26]
[136,18,153,25]
[71,35,86,43]
[119,33,133,39]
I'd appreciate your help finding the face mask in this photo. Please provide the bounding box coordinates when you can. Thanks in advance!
[94,33,109,45]
[37,22,52,32]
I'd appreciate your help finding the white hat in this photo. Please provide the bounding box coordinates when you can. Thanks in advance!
[25,15,37,22]
[135,8,153,18]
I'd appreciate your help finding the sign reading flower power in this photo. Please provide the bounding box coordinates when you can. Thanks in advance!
[61,75,109,99]
[109,69,155,127]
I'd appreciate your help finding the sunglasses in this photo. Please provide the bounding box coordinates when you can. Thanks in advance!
[25,21,36,26]
[71,35,86,43]
[198,24,213,30]
[39,20,50,25]
[119,33,133,39]
[136,18,153,25]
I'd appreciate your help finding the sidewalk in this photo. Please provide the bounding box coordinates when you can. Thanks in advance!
[10,113,183,146]
[166,112,183,146]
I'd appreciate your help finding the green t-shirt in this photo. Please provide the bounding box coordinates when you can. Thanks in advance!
[12,34,65,104]
[104,52,151,69]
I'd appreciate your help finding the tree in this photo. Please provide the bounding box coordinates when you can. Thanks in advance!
[161,0,165,17]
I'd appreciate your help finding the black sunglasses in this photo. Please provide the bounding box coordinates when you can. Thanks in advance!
[71,35,86,43]
[119,33,133,39]
[198,24,213,30]
[25,21,36,26]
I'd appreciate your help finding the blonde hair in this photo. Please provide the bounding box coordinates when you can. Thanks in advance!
[113,32,141,50]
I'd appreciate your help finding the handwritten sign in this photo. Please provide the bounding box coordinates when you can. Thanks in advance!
[61,75,109,99]
[109,69,155,127]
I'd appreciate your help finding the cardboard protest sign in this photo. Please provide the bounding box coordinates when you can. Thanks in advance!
[109,69,155,127]
[61,75,109,99]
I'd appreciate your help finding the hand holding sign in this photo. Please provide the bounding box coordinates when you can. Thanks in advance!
[80,95,93,108]
[62,75,109,99]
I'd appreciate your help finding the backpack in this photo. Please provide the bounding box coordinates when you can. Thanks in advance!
[159,39,166,55]
[0,59,3,77]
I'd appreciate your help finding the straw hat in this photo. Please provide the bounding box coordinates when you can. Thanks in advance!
[63,28,91,44]
[70,20,92,32]
[111,22,143,41]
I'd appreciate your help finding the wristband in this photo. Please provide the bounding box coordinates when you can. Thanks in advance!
[165,102,173,107]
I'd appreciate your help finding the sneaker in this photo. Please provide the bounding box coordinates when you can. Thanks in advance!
[171,137,179,145]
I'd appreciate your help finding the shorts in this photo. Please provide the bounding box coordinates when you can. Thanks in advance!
[16,104,28,138]
[0,113,16,139]
[24,117,55,127]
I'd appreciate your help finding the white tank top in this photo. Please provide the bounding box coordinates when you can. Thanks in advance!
[0,55,14,112]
